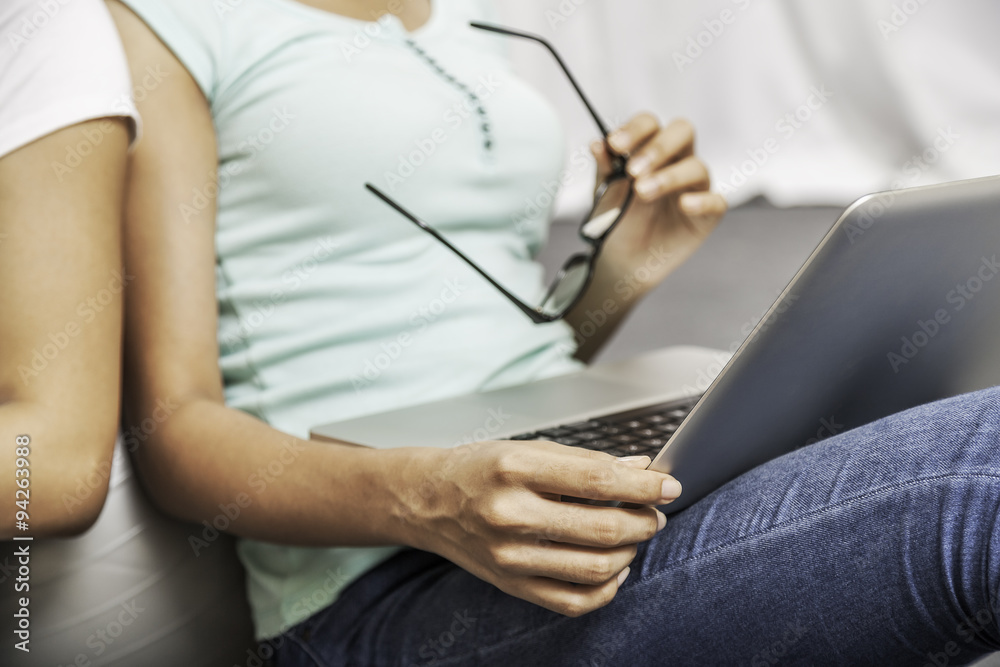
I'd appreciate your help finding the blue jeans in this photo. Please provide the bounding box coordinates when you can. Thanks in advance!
[267,388,1000,666]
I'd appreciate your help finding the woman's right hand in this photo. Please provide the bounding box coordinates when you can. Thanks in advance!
[396,440,681,617]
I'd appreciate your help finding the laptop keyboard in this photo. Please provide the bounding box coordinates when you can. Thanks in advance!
[506,396,700,458]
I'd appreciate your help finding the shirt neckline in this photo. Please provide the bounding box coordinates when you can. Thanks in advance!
[262,0,446,40]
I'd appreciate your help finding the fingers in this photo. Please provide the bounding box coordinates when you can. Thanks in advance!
[453,442,671,617]
[506,569,629,618]
[626,119,695,182]
[491,442,682,506]
[606,112,660,157]
[491,541,638,585]
[545,504,666,549]
[479,488,666,548]
[601,115,719,210]
[634,155,709,202]
[590,140,615,186]
[680,191,729,227]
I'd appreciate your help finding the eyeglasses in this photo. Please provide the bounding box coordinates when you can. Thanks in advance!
[365,22,633,324]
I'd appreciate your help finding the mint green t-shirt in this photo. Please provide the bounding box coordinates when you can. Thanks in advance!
[120,0,583,640]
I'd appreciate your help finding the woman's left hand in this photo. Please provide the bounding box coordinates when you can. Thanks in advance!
[591,113,728,297]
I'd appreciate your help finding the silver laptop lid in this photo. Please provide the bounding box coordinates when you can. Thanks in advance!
[655,175,1000,511]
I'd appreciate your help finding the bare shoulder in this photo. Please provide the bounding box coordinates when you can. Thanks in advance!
[105,0,210,116]
[103,1,223,408]
[105,0,172,65]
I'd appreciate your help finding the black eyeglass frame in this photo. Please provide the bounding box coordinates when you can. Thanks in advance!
[365,22,634,324]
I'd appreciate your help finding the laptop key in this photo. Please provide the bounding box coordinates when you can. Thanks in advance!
[609,443,657,457]
[586,439,619,451]
[538,427,575,438]
[505,397,695,450]
[563,420,603,432]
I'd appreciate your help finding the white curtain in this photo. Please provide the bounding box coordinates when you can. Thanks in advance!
[497,0,1000,214]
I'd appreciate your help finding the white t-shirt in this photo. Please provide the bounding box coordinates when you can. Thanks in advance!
[0,0,139,158]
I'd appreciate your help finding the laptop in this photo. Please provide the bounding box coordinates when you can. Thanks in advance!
[312,175,1000,513]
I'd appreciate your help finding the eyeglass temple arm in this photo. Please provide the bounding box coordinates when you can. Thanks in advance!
[469,21,610,138]
[364,184,549,324]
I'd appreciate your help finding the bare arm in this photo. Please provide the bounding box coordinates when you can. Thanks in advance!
[107,1,417,548]
[0,118,129,538]
[109,0,682,617]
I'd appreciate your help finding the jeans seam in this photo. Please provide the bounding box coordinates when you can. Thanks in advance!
[408,472,1000,666]
[646,472,1000,580]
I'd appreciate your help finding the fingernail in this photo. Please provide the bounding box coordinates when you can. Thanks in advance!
[683,193,706,215]
[635,178,658,199]
[656,510,667,532]
[617,566,631,587]
[608,131,628,152]
[590,140,605,155]
[627,155,650,177]
[660,477,682,502]
[616,455,650,463]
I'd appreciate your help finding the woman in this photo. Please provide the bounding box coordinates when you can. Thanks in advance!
[108,0,1000,664]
